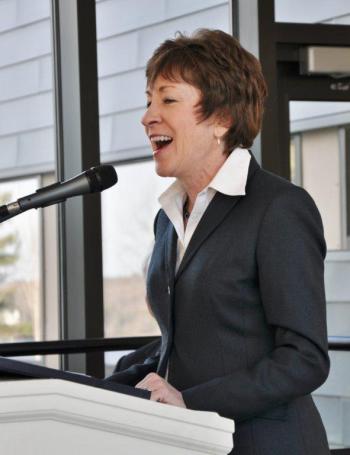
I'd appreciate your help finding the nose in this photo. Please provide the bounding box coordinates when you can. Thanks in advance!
[141,103,161,127]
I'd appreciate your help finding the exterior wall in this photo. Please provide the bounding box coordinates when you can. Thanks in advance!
[0,0,54,178]
[0,0,349,447]
[294,124,350,448]
[301,128,342,250]
[315,251,350,448]
[275,0,350,24]
[96,0,230,162]
[0,0,230,178]
[98,0,231,340]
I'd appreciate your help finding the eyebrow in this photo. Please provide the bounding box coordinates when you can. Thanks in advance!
[145,85,177,96]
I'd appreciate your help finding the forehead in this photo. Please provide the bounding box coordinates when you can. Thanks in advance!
[146,74,180,93]
[146,75,200,97]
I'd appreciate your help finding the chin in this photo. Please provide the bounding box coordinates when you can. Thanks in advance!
[154,163,173,178]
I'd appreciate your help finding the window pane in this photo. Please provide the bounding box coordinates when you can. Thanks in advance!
[289,101,350,250]
[275,0,350,25]
[313,351,350,449]
[105,350,132,377]
[96,0,230,163]
[102,161,171,337]
[290,101,350,448]
[0,178,41,342]
[0,0,59,352]
[97,0,230,337]
[0,0,55,178]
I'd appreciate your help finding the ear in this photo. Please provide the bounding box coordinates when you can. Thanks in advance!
[214,124,230,140]
[213,113,232,139]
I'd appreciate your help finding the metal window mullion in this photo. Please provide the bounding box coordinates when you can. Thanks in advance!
[290,133,303,186]
[338,127,349,250]
[37,174,46,345]
[51,0,104,377]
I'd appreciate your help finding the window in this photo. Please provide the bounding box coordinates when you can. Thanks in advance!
[275,0,350,25]
[0,0,58,351]
[289,100,350,448]
[96,0,231,346]
[289,101,350,250]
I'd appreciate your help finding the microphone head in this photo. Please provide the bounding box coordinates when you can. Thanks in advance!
[86,165,118,193]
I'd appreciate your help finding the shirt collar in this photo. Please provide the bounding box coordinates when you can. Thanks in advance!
[159,178,187,213]
[208,147,251,196]
[158,147,251,207]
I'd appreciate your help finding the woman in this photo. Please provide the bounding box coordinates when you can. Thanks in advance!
[108,29,330,454]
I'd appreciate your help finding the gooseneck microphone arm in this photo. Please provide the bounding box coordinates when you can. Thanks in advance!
[0,165,118,223]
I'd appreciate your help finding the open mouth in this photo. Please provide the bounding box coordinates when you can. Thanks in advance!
[150,135,173,154]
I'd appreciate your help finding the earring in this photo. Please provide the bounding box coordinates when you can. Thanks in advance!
[217,137,221,146]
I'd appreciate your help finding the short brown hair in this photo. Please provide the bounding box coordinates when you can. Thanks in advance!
[146,29,267,154]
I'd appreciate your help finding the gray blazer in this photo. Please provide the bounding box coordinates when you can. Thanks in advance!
[108,153,330,455]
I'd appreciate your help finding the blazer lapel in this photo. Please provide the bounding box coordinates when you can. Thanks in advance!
[175,192,241,280]
[156,223,177,378]
[165,222,178,292]
[175,151,260,281]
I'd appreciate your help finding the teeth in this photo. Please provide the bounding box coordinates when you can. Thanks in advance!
[150,135,172,142]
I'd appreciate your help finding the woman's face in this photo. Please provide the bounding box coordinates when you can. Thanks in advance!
[141,75,218,180]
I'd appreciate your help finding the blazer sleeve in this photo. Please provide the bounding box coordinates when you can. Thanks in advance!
[181,187,330,422]
[105,338,161,386]
[105,210,163,387]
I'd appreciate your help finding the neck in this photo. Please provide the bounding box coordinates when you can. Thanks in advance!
[179,153,227,210]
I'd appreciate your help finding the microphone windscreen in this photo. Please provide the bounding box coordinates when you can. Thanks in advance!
[86,165,118,193]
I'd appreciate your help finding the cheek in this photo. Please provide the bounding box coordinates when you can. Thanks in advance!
[173,115,212,152]
[191,126,214,148]
[174,125,193,148]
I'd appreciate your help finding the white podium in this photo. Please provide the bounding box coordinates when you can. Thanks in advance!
[0,379,234,455]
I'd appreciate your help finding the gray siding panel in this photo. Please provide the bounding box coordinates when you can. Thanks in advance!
[0,135,18,168]
[96,0,226,39]
[99,116,113,154]
[111,109,147,152]
[0,0,230,174]
[97,31,139,77]
[165,0,227,18]
[324,14,350,25]
[275,0,350,24]
[0,92,53,136]
[0,0,17,33]
[317,351,350,397]
[326,302,350,337]
[0,0,50,33]
[97,2,230,163]
[313,395,345,448]
[16,0,51,26]
[101,146,150,162]
[17,127,55,167]
[325,257,350,302]
[39,55,53,91]
[98,69,145,115]
[0,59,41,101]
[138,5,230,66]
[96,0,166,39]
[0,20,51,68]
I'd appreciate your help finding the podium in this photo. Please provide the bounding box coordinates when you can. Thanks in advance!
[0,379,234,454]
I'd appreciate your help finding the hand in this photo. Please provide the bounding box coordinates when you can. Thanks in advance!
[135,372,186,408]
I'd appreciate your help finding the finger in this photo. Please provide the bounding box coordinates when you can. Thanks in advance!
[135,375,154,389]
[136,373,161,389]
[138,376,165,391]
[150,390,165,403]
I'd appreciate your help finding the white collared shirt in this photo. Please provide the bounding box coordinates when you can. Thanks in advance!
[158,147,251,273]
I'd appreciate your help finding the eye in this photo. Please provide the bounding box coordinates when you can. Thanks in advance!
[146,100,151,108]
[163,98,176,104]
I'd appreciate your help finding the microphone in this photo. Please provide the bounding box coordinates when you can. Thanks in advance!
[0,164,118,222]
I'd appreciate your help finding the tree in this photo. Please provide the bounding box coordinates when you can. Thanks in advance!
[0,192,20,338]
